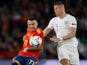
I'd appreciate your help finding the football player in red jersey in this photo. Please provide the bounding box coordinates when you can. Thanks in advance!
[12,16,44,65]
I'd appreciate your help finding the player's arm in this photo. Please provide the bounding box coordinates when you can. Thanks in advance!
[29,46,43,51]
[62,27,76,40]
[50,27,76,42]
[43,27,52,37]
[23,46,43,53]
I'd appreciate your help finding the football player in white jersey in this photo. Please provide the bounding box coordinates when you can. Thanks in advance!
[44,1,79,65]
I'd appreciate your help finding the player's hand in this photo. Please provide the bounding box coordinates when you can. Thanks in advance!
[23,47,29,53]
[50,37,60,43]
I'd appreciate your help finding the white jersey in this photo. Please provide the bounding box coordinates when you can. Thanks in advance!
[47,14,78,47]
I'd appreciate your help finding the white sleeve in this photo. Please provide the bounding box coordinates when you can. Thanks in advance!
[69,16,77,28]
[47,19,54,29]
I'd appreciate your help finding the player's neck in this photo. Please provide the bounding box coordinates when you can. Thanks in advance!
[58,13,67,19]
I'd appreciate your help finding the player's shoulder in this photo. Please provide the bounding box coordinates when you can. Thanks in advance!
[49,17,58,22]
[67,14,76,19]
[36,27,43,31]
[36,27,43,34]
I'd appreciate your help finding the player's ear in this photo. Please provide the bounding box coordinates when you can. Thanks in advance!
[36,20,38,26]
[27,20,30,25]
[37,21,38,26]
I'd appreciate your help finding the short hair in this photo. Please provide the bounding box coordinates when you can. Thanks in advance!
[28,16,37,21]
[54,1,64,6]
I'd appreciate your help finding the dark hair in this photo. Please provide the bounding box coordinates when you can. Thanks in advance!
[28,16,37,20]
[54,1,64,6]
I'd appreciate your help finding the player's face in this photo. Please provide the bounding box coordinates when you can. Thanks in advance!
[27,20,38,31]
[54,5,64,16]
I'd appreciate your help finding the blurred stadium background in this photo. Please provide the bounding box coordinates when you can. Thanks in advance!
[0,0,87,65]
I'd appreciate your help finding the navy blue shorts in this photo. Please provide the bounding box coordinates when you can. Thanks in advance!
[12,55,36,65]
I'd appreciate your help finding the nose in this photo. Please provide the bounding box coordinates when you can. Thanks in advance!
[29,25,34,27]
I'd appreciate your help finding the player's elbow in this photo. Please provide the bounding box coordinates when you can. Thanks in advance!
[43,31,47,37]
[71,33,76,38]
[43,27,52,37]
[39,46,44,51]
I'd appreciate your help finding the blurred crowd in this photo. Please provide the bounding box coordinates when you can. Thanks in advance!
[0,0,87,60]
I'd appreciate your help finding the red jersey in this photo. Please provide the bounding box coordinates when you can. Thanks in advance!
[18,27,44,60]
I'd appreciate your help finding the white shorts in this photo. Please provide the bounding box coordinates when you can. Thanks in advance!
[57,45,79,65]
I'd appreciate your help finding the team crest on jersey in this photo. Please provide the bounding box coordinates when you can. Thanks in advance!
[36,28,41,34]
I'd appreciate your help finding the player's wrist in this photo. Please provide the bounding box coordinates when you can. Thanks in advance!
[59,37,63,42]
[23,47,29,53]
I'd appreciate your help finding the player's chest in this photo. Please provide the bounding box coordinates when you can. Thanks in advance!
[53,20,69,29]
[26,32,41,40]
[23,32,41,46]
